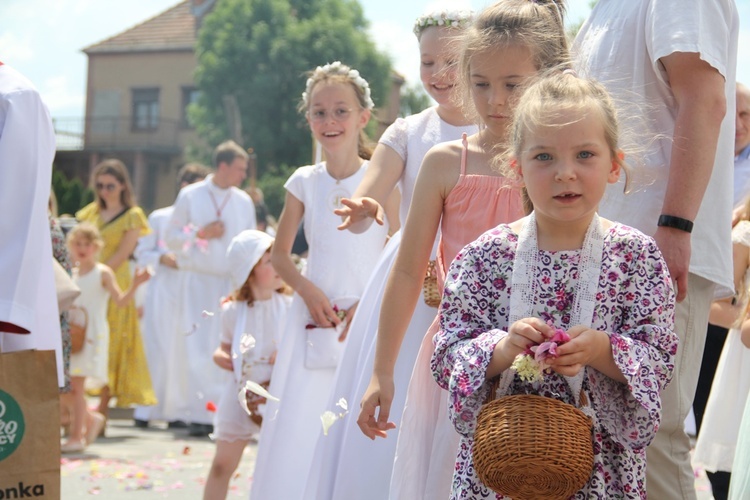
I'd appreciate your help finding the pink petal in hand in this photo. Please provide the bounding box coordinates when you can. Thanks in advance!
[551,328,571,344]
[195,238,209,253]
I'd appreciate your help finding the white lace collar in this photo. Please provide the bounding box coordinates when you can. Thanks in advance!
[501,211,605,405]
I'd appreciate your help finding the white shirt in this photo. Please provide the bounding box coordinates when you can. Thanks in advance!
[166,176,256,276]
[0,64,63,384]
[573,0,738,291]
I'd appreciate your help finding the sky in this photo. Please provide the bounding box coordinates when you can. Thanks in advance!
[0,0,748,120]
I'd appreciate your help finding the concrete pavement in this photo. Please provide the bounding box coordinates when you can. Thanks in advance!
[61,410,715,499]
[61,409,256,498]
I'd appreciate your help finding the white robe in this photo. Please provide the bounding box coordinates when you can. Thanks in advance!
[250,163,388,500]
[134,206,181,421]
[0,64,62,386]
[302,107,477,500]
[166,177,256,424]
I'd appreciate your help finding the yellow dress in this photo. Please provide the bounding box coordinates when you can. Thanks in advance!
[76,203,157,407]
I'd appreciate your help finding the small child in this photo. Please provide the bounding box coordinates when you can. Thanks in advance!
[62,222,150,453]
[431,72,679,498]
[203,230,291,500]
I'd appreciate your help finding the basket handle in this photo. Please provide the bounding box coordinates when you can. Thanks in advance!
[483,376,501,405]
[483,374,590,410]
[69,305,89,328]
[425,260,436,278]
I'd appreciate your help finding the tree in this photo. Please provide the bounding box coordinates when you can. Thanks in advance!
[52,168,94,216]
[399,82,433,117]
[190,0,392,174]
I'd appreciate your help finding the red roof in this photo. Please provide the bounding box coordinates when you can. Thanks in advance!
[84,1,197,54]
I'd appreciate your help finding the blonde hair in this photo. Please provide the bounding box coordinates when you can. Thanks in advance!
[456,0,569,122]
[299,62,375,160]
[90,159,135,209]
[507,71,629,191]
[66,222,103,250]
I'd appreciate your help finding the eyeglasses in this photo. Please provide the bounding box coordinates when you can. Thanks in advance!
[308,107,354,123]
[95,182,118,192]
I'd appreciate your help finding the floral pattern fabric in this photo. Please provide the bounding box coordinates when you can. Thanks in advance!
[50,216,72,393]
[431,223,678,499]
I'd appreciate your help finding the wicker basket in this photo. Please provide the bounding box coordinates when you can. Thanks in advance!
[473,393,594,499]
[423,260,440,308]
[68,306,88,354]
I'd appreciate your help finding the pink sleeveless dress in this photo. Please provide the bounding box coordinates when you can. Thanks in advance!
[390,135,524,499]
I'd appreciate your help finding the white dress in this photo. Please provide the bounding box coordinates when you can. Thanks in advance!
[166,177,256,425]
[133,206,182,422]
[249,162,388,500]
[693,221,750,472]
[303,107,477,500]
[69,264,110,388]
[213,293,291,442]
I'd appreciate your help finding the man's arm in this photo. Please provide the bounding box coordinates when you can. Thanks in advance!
[655,51,727,301]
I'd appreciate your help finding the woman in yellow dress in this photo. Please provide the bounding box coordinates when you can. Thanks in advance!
[77,159,156,417]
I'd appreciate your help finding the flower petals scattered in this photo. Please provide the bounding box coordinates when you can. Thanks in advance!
[239,334,256,354]
[243,380,279,402]
[320,397,350,436]
[321,411,339,436]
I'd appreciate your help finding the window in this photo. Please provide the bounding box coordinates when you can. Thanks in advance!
[132,88,160,131]
[181,87,201,128]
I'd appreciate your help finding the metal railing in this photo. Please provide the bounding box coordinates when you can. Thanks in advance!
[53,116,184,152]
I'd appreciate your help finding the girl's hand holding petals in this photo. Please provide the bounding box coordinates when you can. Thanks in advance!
[298,281,340,328]
[548,325,605,376]
[505,317,555,354]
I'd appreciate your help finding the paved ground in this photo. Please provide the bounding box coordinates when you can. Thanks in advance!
[61,409,256,498]
[61,410,714,499]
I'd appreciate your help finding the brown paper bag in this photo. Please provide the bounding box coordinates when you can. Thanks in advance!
[0,350,60,498]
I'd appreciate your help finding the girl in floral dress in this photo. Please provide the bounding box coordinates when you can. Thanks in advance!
[355,3,569,499]
[431,72,678,498]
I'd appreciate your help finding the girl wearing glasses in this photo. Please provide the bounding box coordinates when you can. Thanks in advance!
[76,159,155,423]
[249,62,390,500]
[304,9,477,499]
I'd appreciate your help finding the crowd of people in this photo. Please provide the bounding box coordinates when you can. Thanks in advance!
[1,0,748,498]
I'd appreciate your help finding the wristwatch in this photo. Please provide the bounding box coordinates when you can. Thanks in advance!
[657,215,694,233]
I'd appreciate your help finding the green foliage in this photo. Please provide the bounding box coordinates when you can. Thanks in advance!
[191,0,392,175]
[566,0,597,41]
[257,163,297,218]
[399,82,432,117]
[51,168,94,216]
